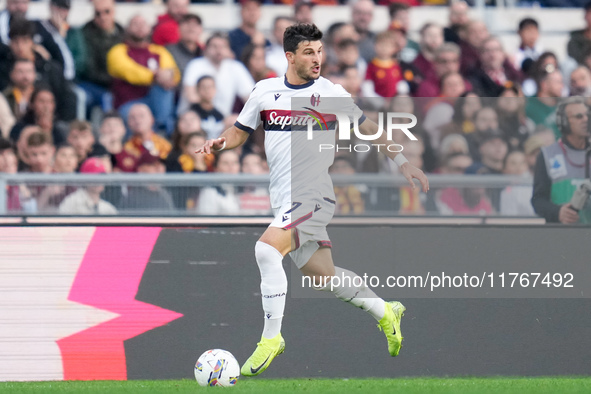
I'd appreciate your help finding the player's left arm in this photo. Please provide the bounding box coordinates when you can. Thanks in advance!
[357,117,429,193]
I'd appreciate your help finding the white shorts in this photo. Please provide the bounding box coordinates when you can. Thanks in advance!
[270,197,336,269]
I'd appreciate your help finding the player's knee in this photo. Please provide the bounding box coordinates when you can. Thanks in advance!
[255,241,283,266]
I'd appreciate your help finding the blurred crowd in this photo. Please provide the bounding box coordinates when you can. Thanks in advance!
[0,0,590,217]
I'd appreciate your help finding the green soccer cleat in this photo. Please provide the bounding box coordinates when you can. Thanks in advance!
[241,333,285,376]
[377,301,406,356]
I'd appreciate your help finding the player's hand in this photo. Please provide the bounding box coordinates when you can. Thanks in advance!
[196,137,226,154]
[559,203,579,224]
[400,162,429,193]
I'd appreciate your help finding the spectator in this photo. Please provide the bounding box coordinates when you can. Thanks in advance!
[294,0,314,25]
[567,2,591,65]
[0,19,77,121]
[3,58,35,121]
[0,138,36,212]
[196,150,241,215]
[436,153,494,216]
[496,86,535,150]
[521,51,561,96]
[35,142,78,212]
[77,0,124,116]
[351,0,375,64]
[0,0,29,45]
[523,129,553,174]
[118,151,175,213]
[525,69,563,139]
[340,65,363,98]
[569,66,591,96]
[266,16,294,76]
[500,150,535,216]
[10,86,67,146]
[513,18,542,74]
[328,38,365,79]
[35,0,76,81]
[388,2,419,63]
[67,120,106,169]
[53,142,77,173]
[437,133,470,170]
[166,131,208,173]
[444,1,469,44]
[465,106,499,160]
[14,124,38,170]
[239,152,271,215]
[398,137,427,215]
[532,97,591,224]
[329,156,365,215]
[170,109,202,155]
[24,131,55,174]
[467,129,509,175]
[152,0,188,47]
[98,112,126,158]
[107,15,180,134]
[121,103,172,172]
[440,91,481,139]
[422,72,465,150]
[415,43,471,98]
[190,76,224,140]
[458,20,489,76]
[242,43,277,83]
[229,0,269,61]
[165,14,203,78]
[0,93,14,138]
[181,33,254,117]
[365,31,402,99]
[468,37,523,98]
[58,157,117,215]
[412,23,444,83]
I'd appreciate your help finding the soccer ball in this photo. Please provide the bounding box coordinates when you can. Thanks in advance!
[194,349,240,387]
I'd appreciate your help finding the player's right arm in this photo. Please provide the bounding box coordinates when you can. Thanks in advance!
[196,125,250,154]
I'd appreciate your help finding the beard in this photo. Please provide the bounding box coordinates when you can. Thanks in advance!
[296,63,319,82]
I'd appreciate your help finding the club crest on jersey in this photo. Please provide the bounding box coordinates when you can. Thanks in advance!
[310,92,321,107]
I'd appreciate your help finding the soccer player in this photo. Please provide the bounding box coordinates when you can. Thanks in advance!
[198,23,429,377]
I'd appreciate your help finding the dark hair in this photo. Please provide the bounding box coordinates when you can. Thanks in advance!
[388,2,409,19]
[10,58,34,72]
[69,120,92,133]
[336,38,358,51]
[283,23,323,53]
[518,17,538,31]
[240,43,263,67]
[101,111,124,123]
[179,13,202,25]
[502,148,526,170]
[22,85,55,124]
[451,91,480,124]
[0,137,13,153]
[27,131,53,148]
[196,75,215,87]
[181,131,207,149]
[8,18,35,40]
[205,32,228,48]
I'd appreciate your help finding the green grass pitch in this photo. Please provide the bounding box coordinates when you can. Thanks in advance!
[1,378,590,394]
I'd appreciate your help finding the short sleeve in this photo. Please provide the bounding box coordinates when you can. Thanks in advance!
[235,85,261,134]
[331,83,365,124]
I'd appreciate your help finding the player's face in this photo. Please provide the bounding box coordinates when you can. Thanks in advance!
[291,40,323,82]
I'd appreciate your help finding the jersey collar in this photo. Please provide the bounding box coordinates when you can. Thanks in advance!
[284,76,315,90]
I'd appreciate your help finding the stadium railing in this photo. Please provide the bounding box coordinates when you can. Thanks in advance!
[0,173,540,220]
